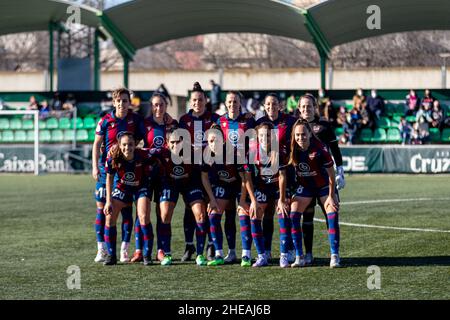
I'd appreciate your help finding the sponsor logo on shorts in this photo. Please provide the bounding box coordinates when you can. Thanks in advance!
[173,166,185,176]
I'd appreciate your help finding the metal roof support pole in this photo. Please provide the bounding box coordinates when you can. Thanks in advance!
[123,54,129,88]
[301,10,331,90]
[48,22,55,92]
[94,29,101,91]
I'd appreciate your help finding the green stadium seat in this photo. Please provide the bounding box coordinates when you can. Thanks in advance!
[9,118,22,129]
[64,129,75,142]
[395,103,406,115]
[441,128,450,142]
[59,118,71,130]
[429,128,441,143]
[38,120,47,129]
[386,128,402,143]
[39,130,51,142]
[405,116,416,123]
[335,127,344,137]
[376,117,390,129]
[2,130,14,143]
[83,117,96,129]
[372,128,387,143]
[76,129,89,142]
[385,103,396,116]
[14,130,27,142]
[22,119,34,130]
[46,118,58,129]
[51,129,64,142]
[71,117,84,129]
[359,128,373,143]
[389,119,400,128]
[26,130,35,142]
[392,115,403,123]
[0,118,10,130]
[88,129,96,142]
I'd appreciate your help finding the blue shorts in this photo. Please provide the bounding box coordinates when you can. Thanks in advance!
[254,183,280,204]
[94,166,107,203]
[159,182,204,205]
[112,187,150,204]
[293,184,330,199]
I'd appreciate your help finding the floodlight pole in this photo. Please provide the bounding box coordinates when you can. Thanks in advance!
[94,29,101,91]
[48,22,55,92]
[439,53,450,89]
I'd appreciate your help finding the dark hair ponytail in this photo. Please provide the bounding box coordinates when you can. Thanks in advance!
[192,82,205,96]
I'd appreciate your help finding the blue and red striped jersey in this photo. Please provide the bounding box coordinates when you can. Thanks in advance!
[143,116,178,149]
[179,109,219,147]
[216,113,255,149]
[96,110,146,167]
[289,138,334,189]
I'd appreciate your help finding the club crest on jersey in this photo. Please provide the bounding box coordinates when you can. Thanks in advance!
[124,172,135,181]
[228,131,239,143]
[218,170,230,179]
[298,163,310,172]
[153,136,164,147]
[194,131,204,142]
[173,166,185,176]
[313,125,320,132]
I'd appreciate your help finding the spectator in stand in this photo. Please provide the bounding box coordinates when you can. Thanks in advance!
[209,80,222,113]
[421,89,435,110]
[286,93,297,115]
[343,107,361,145]
[430,100,444,129]
[50,92,62,111]
[246,92,262,116]
[366,89,385,120]
[336,106,347,128]
[27,95,40,111]
[62,93,76,115]
[358,100,373,129]
[318,88,336,125]
[405,89,420,116]
[352,88,366,109]
[39,100,52,120]
[414,106,431,144]
[398,117,412,145]
[411,121,429,145]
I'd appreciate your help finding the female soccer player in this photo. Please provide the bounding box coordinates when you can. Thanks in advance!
[103,132,158,266]
[281,119,341,268]
[255,93,296,262]
[213,91,256,263]
[201,125,260,267]
[179,82,219,261]
[155,127,209,266]
[130,92,178,263]
[249,121,290,267]
[296,94,345,266]
[92,87,146,263]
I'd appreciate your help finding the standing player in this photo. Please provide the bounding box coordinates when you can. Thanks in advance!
[255,93,296,262]
[214,91,255,263]
[155,127,209,266]
[282,119,340,268]
[103,132,158,266]
[130,92,178,263]
[92,87,146,263]
[179,82,219,261]
[296,94,345,266]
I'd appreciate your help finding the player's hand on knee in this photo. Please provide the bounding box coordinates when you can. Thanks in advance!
[277,199,289,217]
[104,202,113,216]
[324,196,339,212]
[92,167,99,181]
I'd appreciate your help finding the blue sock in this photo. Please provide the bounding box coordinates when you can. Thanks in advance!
[239,215,252,251]
[159,223,171,254]
[224,209,236,250]
[277,213,289,254]
[134,217,143,251]
[290,212,303,257]
[141,223,154,258]
[195,222,207,255]
[104,225,117,257]
[263,216,274,252]
[184,208,196,244]
[326,212,340,255]
[120,206,133,243]
[94,208,105,243]
[209,213,223,251]
[156,212,162,250]
[251,219,265,255]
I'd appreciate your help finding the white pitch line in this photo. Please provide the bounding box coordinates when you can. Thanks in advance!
[340,197,450,205]
[314,219,450,233]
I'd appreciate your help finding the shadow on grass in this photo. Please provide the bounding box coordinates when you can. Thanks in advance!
[312,256,450,267]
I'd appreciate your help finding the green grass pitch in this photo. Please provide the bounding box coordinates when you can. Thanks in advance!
[0,174,449,300]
